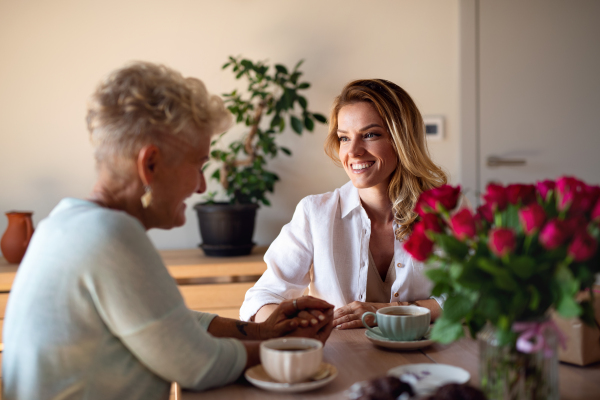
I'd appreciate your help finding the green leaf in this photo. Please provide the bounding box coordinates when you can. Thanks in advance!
[508,255,536,279]
[297,82,310,89]
[443,294,475,322]
[556,295,581,317]
[430,317,464,344]
[424,268,450,283]
[291,115,303,134]
[313,113,327,123]
[280,147,292,156]
[435,234,469,259]
[275,64,288,74]
[304,116,314,131]
[293,59,304,71]
[297,95,307,109]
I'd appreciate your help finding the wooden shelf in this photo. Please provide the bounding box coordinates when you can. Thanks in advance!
[0,247,268,292]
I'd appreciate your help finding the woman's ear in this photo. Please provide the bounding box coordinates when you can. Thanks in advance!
[137,144,160,186]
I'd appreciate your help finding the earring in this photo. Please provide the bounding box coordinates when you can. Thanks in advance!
[141,186,153,208]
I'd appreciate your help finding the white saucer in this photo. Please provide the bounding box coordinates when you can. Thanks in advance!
[365,327,434,350]
[245,362,337,393]
[388,363,470,396]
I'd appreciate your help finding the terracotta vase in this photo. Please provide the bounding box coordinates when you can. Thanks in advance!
[1,211,34,264]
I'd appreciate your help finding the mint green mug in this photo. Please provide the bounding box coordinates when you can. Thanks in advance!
[362,306,430,341]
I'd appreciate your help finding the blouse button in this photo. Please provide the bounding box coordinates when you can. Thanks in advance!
[394,292,399,297]
[397,263,403,268]
[359,294,363,300]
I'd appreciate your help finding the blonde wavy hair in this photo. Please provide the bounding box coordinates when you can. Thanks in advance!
[86,61,232,167]
[324,79,447,241]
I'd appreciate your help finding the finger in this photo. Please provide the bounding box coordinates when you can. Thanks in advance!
[296,310,318,326]
[308,309,327,323]
[338,319,366,330]
[333,306,351,320]
[272,318,299,336]
[333,313,359,328]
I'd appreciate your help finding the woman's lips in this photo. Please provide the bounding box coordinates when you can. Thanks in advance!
[351,161,375,174]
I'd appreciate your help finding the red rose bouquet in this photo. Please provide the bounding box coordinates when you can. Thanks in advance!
[404,177,600,346]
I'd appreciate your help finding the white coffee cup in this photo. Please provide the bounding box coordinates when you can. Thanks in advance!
[260,337,323,383]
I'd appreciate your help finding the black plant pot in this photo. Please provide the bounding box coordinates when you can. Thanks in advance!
[193,202,259,257]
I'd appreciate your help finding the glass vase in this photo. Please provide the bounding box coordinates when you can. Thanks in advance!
[478,322,559,400]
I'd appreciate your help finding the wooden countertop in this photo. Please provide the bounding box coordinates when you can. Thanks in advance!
[181,328,600,400]
[0,247,268,292]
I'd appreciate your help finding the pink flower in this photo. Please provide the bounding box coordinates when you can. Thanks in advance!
[421,213,443,234]
[592,199,600,223]
[483,183,508,212]
[488,228,516,258]
[507,184,537,206]
[450,209,477,241]
[539,219,569,250]
[536,180,555,201]
[568,232,597,262]
[404,223,434,262]
[519,204,546,235]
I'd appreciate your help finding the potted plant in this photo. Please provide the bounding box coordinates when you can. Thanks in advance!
[404,177,600,399]
[194,56,326,256]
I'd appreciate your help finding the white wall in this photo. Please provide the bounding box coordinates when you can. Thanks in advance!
[0,0,459,251]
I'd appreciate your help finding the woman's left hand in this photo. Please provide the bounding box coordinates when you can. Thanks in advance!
[333,301,389,329]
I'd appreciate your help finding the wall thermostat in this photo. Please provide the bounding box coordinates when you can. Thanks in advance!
[423,115,444,141]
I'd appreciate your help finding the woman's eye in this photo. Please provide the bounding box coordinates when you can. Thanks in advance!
[364,132,378,139]
[338,136,349,142]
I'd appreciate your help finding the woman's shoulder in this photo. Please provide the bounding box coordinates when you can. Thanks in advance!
[48,198,145,240]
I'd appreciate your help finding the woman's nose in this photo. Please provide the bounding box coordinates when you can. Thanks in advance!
[196,172,207,194]
[348,139,365,157]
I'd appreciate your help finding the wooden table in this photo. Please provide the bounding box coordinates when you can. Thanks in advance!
[181,329,600,400]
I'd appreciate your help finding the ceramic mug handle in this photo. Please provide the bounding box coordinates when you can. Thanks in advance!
[361,312,379,335]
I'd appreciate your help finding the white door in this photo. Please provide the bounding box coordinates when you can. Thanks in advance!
[461,0,600,200]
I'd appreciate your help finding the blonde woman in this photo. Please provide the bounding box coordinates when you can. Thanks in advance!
[240,79,447,328]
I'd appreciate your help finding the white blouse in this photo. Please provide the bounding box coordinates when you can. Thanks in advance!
[240,181,442,321]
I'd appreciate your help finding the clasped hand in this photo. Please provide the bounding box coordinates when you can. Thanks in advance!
[259,296,334,344]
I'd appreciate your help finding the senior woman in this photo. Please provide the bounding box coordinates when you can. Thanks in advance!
[2,62,334,400]
[240,79,448,328]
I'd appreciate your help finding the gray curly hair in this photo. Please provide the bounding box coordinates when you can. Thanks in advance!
[86,61,232,166]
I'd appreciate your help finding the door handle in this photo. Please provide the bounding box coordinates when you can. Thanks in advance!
[486,156,527,167]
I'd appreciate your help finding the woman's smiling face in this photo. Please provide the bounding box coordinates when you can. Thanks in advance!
[337,102,398,191]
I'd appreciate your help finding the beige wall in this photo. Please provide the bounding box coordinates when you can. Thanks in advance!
[0,0,459,250]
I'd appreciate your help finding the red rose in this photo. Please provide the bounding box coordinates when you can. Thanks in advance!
[539,219,568,250]
[564,215,589,238]
[450,209,477,241]
[556,176,586,212]
[488,228,516,258]
[421,213,443,234]
[404,223,434,261]
[483,183,508,212]
[507,184,537,206]
[518,204,546,235]
[477,203,494,223]
[592,199,600,223]
[536,180,555,201]
[415,191,435,216]
[568,232,597,262]
[569,184,600,216]
[420,185,462,212]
